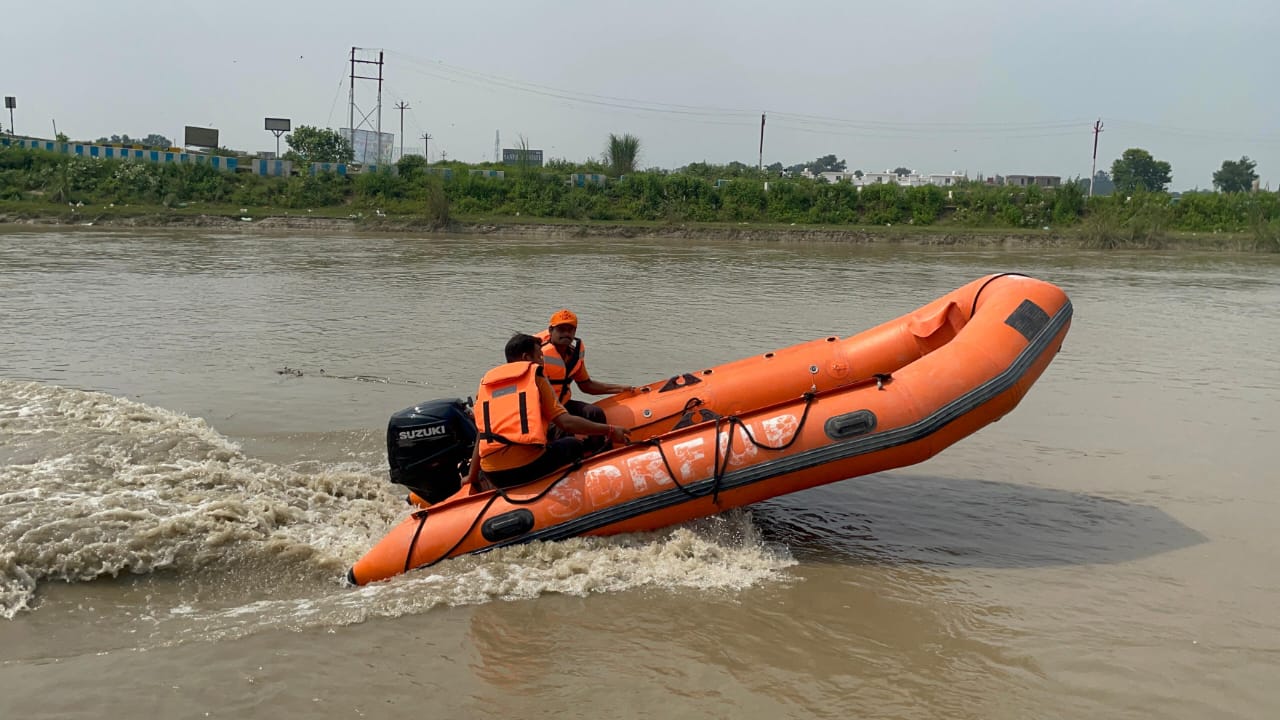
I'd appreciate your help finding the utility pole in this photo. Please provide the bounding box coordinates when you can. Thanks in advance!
[395,101,410,160]
[348,47,355,155]
[1089,118,1104,197]
[375,50,384,164]
[348,47,385,164]
[758,113,766,172]
[421,132,432,162]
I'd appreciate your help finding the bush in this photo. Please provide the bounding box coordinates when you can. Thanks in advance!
[355,170,406,201]
[282,174,348,208]
[718,179,767,221]
[5,146,1280,238]
[907,185,945,225]
[860,182,906,225]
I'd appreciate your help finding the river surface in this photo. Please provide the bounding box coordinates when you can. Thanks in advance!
[1,227,1278,719]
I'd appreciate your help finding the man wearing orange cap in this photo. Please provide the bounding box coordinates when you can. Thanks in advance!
[538,309,635,451]
[465,333,629,490]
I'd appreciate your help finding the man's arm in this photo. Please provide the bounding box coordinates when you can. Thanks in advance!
[552,412,630,445]
[576,378,635,396]
[464,440,481,487]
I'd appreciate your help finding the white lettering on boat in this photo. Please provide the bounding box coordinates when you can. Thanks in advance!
[761,414,800,446]
[585,465,625,508]
[718,427,760,468]
[626,451,669,492]
[671,438,707,481]
[546,485,584,519]
[544,412,803,520]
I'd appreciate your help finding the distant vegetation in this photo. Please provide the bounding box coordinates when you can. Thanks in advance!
[2,143,1278,248]
[282,125,354,165]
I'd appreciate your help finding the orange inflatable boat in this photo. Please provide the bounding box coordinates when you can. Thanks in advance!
[348,273,1072,586]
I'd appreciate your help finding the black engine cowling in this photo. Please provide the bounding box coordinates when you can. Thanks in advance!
[386,398,476,504]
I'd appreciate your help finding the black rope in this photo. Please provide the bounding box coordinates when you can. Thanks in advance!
[402,509,431,574]
[639,437,705,499]
[404,390,821,573]
[406,457,584,573]
[409,492,501,573]
[494,460,582,506]
[642,390,819,505]
[970,272,1028,317]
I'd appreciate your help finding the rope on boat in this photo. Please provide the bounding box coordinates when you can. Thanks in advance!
[403,461,582,574]
[643,390,819,505]
[400,389,825,574]
[970,272,1027,317]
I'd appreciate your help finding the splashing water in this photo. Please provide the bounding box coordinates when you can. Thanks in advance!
[1,379,795,635]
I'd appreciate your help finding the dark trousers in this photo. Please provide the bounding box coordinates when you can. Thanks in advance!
[483,437,586,489]
[563,399,608,454]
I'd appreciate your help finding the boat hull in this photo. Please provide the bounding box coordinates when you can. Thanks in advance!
[349,273,1072,585]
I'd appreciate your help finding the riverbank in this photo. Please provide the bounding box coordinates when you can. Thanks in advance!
[1,202,1273,251]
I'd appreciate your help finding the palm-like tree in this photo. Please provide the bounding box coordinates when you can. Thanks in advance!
[604,133,641,177]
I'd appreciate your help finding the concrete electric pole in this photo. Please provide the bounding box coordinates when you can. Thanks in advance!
[395,101,410,161]
[1089,119,1104,197]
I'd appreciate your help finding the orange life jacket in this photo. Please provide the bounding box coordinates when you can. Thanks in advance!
[474,361,550,459]
[536,330,585,404]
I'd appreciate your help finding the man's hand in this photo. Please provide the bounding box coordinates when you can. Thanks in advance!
[608,425,631,445]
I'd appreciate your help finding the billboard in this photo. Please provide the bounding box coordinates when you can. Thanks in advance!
[502,148,544,167]
[341,128,394,165]
[264,117,291,132]
[184,126,219,148]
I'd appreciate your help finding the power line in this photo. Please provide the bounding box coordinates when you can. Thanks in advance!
[325,61,349,128]
[1107,118,1280,145]
[386,50,1104,136]
[387,50,753,118]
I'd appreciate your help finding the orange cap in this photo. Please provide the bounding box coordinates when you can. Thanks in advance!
[549,309,578,328]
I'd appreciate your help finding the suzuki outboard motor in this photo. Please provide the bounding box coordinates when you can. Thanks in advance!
[386,398,477,504]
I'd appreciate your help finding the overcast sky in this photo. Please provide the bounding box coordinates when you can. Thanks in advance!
[4,0,1278,189]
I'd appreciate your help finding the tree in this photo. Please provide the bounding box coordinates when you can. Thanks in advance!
[141,133,172,149]
[809,154,846,173]
[1111,148,1172,193]
[604,133,641,176]
[284,125,354,164]
[1212,156,1258,193]
[1090,170,1115,196]
[93,133,171,148]
[854,170,864,179]
[893,167,912,176]
[396,154,428,182]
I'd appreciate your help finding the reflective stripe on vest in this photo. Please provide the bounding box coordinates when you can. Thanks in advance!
[475,361,548,458]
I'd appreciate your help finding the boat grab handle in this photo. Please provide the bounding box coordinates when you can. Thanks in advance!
[825,410,878,440]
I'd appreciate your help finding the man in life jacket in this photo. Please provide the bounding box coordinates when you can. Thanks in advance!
[465,333,630,489]
[537,309,635,452]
